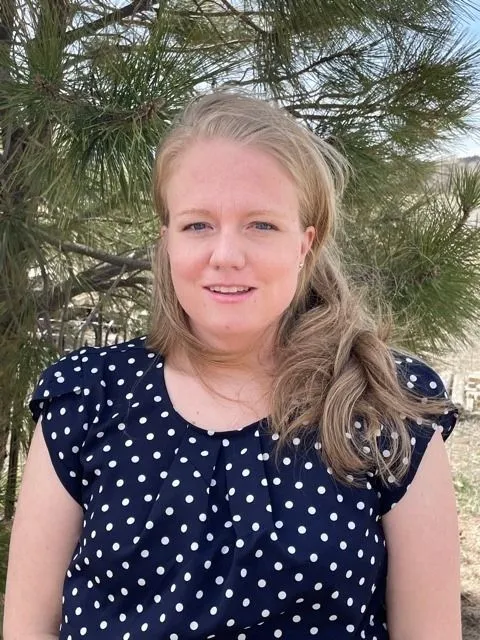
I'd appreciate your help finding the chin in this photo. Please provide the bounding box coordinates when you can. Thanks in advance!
[208,325,257,339]
[198,322,276,348]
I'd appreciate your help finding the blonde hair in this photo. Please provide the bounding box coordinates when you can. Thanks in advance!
[148,90,450,486]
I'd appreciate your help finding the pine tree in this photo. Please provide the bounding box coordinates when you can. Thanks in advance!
[0,0,479,518]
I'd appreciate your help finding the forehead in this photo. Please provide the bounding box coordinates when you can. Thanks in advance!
[165,138,300,215]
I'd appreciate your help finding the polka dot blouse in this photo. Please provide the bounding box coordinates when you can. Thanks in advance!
[30,337,457,640]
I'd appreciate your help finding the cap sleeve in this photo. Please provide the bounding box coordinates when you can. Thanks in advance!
[378,354,458,516]
[29,352,89,505]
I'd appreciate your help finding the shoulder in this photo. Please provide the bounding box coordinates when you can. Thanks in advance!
[40,335,159,379]
[64,335,159,369]
[390,348,458,437]
[391,349,448,400]
[31,336,162,416]
[376,349,459,515]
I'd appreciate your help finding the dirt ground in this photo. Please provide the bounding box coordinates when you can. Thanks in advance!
[448,416,480,640]
[428,334,480,638]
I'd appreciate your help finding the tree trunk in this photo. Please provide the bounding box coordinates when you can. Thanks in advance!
[4,403,20,521]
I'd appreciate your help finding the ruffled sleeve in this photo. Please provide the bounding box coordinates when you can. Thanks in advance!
[29,352,90,505]
[378,353,458,516]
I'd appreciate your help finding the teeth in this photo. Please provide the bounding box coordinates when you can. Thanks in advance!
[209,286,250,293]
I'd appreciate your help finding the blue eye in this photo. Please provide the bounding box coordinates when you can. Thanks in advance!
[185,222,207,231]
[254,222,275,230]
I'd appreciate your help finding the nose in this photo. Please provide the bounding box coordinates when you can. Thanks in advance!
[209,228,246,270]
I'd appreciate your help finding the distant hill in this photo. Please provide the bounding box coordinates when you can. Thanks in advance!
[432,156,480,227]
[453,155,480,166]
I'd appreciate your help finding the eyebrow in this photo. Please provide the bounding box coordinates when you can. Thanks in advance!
[174,208,210,217]
[174,208,287,218]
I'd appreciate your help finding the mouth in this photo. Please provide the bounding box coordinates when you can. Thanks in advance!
[205,285,255,295]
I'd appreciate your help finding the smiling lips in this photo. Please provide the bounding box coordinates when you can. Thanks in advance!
[206,285,253,294]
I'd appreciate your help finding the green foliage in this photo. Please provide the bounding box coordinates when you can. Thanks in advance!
[342,161,480,353]
[0,520,11,604]
[0,0,479,519]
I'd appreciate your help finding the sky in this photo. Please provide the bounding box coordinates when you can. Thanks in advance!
[444,7,480,158]
[75,1,480,159]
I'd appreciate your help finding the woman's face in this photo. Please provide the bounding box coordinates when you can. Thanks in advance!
[163,138,315,352]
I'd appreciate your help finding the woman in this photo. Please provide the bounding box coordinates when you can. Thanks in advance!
[4,91,461,639]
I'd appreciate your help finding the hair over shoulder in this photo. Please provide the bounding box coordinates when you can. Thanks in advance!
[148,90,451,486]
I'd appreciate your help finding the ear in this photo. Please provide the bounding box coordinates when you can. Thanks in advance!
[160,225,168,248]
[300,226,316,260]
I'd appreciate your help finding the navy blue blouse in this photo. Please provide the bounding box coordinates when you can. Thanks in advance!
[30,336,457,640]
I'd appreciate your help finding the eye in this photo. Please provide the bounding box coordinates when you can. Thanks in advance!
[253,221,276,230]
[184,222,208,231]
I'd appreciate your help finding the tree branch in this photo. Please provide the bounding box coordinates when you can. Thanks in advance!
[64,0,154,45]
[190,0,239,52]
[39,232,152,270]
[216,0,266,36]
[223,39,383,89]
[74,264,127,344]
[40,261,146,318]
[276,37,385,83]
[0,0,18,165]
[174,9,266,19]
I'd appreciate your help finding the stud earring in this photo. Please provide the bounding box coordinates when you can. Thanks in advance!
[299,262,304,269]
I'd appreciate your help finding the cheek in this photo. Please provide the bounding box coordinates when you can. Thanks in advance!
[168,245,203,281]
[169,270,200,307]
[264,258,301,300]
[265,250,300,278]
[167,260,199,311]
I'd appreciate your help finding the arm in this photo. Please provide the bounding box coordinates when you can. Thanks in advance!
[3,422,83,640]
[382,429,461,640]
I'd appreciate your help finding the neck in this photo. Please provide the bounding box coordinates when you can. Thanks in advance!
[178,324,278,376]
[168,341,276,382]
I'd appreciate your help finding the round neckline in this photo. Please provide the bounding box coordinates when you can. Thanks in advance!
[187,420,264,438]
[159,356,267,438]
